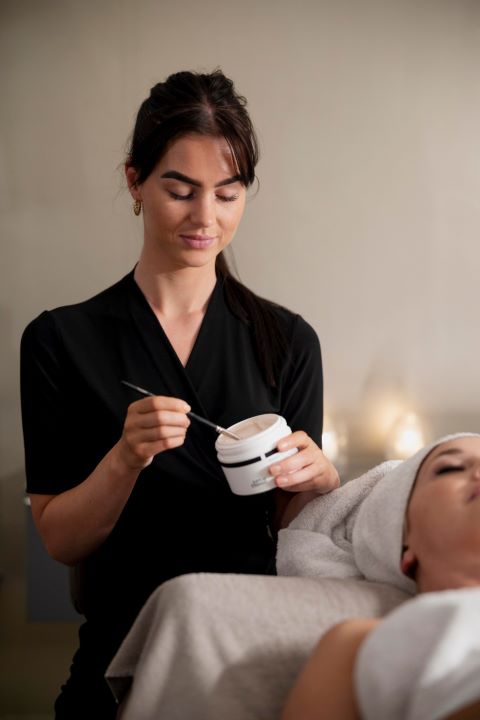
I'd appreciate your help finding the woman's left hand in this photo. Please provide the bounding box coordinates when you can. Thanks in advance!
[268,431,340,494]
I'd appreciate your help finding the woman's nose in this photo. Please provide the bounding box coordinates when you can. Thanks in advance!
[190,194,215,228]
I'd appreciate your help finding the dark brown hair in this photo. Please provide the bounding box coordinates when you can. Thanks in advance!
[127,69,287,386]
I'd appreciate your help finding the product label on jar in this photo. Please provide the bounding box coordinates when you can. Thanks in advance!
[251,468,274,488]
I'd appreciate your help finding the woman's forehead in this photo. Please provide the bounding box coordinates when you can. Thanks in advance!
[419,436,480,476]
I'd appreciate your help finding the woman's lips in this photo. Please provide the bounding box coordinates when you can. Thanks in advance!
[180,234,217,249]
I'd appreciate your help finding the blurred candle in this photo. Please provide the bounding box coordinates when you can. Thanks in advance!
[322,414,348,472]
[386,412,426,459]
[322,428,339,463]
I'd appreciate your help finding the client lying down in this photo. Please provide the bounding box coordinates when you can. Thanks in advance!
[279,433,480,720]
[106,433,479,719]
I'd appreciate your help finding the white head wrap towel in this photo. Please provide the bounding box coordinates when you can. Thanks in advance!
[352,432,480,595]
[277,432,480,594]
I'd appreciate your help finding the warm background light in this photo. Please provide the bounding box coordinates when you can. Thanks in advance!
[322,429,339,463]
[385,412,427,460]
[322,414,348,473]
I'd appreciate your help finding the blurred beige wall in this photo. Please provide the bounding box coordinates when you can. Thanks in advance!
[2,0,480,476]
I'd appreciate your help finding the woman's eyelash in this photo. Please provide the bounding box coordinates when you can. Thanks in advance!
[168,191,239,202]
[169,191,193,201]
[436,465,465,475]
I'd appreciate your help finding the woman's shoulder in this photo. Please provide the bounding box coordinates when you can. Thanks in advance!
[269,300,320,350]
[248,287,319,339]
[22,271,134,339]
[55,270,133,316]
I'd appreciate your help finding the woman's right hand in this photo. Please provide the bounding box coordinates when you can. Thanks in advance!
[116,395,191,471]
[29,394,191,566]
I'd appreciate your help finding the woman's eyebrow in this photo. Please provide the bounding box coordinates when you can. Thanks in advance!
[160,170,242,187]
[430,447,464,461]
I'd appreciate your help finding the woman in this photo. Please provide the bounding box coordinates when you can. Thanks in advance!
[20,69,339,718]
[281,433,480,720]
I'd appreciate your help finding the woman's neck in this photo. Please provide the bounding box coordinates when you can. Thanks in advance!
[133,254,217,319]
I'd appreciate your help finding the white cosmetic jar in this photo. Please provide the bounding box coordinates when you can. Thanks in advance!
[215,413,297,496]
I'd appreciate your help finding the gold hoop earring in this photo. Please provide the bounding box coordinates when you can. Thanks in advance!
[133,199,142,216]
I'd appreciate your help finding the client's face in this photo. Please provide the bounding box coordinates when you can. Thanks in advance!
[404,436,480,592]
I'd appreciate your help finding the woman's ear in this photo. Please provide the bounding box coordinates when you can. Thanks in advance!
[401,546,418,579]
[125,164,141,198]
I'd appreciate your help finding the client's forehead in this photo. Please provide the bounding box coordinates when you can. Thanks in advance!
[418,436,480,480]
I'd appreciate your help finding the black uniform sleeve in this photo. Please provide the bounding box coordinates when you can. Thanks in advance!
[20,311,72,494]
[280,315,323,445]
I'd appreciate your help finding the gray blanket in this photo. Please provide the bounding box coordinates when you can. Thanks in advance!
[106,572,407,720]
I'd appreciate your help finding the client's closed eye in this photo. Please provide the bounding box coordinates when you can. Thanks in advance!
[435,464,465,475]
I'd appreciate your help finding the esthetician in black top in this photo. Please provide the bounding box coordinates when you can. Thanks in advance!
[20,69,339,719]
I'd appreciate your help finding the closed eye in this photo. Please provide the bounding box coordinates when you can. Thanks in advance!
[168,191,239,202]
[435,465,465,475]
[217,194,239,202]
[169,191,194,201]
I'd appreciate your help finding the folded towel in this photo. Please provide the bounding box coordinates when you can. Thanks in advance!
[276,460,400,580]
[277,433,479,595]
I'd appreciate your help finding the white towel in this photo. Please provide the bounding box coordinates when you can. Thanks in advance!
[277,434,479,595]
[355,587,480,720]
[353,432,479,593]
[276,461,400,580]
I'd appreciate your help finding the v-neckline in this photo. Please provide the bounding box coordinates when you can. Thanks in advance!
[129,272,222,372]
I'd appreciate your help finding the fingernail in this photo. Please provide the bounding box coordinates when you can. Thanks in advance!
[276,476,289,487]
[269,464,281,475]
[277,441,289,451]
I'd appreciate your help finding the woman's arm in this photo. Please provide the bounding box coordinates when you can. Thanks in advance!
[282,618,378,720]
[29,395,191,565]
[269,316,339,526]
[270,433,339,532]
[21,312,191,565]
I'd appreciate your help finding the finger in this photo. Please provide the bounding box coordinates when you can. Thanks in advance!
[135,435,186,458]
[274,464,320,489]
[275,475,318,493]
[135,410,191,430]
[132,396,191,414]
[275,458,336,491]
[129,425,188,444]
[276,430,310,453]
[280,460,340,493]
[147,435,187,452]
[268,448,315,478]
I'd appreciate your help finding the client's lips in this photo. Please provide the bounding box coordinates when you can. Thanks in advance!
[469,484,480,502]
[180,234,217,249]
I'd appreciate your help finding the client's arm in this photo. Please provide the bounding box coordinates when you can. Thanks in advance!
[281,618,378,720]
[448,701,480,720]
[282,614,480,720]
